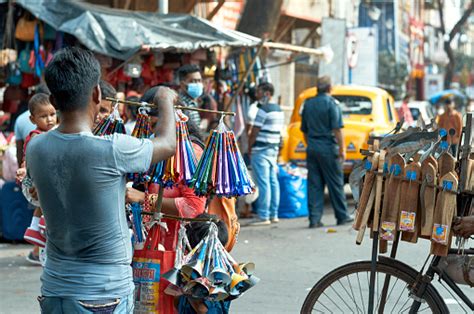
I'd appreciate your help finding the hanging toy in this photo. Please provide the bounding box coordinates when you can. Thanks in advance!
[128,106,154,184]
[162,222,259,301]
[191,117,255,197]
[151,110,198,187]
[130,202,144,244]
[93,101,126,136]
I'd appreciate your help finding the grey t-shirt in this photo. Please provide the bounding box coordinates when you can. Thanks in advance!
[26,130,153,299]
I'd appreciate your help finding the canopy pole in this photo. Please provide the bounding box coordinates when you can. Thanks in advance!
[225,39,267,112]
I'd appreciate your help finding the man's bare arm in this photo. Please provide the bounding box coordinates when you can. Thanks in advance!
[248,126,261,154]
[150,87,177,164]
[333,128,346,161]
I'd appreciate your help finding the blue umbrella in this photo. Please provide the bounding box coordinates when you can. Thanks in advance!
[429,89,466,104]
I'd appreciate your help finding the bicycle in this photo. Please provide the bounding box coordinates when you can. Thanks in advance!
[301,244,473,313]
[302,114,474,313]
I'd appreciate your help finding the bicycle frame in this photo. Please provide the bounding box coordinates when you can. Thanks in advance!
[408,249,474,313]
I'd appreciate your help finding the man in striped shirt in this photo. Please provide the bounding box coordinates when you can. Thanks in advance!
[248,82,285,226]
[178,64,203,129]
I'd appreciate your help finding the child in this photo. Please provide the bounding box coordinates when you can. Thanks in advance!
[93,80,117,128]
[177,213,231,314]
[17,93,57,264]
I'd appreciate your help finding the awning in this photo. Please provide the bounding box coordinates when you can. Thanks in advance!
[16,0,260,60]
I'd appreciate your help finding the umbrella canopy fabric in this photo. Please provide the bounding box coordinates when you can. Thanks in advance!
[429,89,466,104]
[17,0,259,60]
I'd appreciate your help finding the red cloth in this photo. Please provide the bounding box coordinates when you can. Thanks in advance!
[23,129,42,164]
[149,143,206,250]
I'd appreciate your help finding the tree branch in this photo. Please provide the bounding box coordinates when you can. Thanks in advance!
[449,0,474,41]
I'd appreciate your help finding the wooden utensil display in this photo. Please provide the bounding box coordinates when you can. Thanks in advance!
[379,154,405,243]
[354,152,380,231]
[438,152,456,177]
[399,162,421,243]
[420,160,438,237]
[430,172,458,256]
[371,151,386,235]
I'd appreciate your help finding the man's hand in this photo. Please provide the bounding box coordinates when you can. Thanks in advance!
[126,187,146,204]
[338,149,346,162]
[16,167,27,183]
[453,216,474,238]
[29,186,38,201]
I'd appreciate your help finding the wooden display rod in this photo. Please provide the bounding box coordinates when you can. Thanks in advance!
[105,97,236,116]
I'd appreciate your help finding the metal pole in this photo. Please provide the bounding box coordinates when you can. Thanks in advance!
[378,232,401,313]
[368,231,379,314]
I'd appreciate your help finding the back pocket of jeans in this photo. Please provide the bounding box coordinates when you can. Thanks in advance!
[78,298,120,313]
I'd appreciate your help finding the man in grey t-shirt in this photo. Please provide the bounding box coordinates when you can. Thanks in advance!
[26,47,176,313]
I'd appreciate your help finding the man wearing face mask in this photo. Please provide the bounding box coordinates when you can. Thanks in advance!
[178,64,203,129]
[247,82,285,226]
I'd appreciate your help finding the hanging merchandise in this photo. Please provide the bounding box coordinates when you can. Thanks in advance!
[162,222,259,301]
[32,23,45,78]
[150,110,198,188]
[92,102,126,136]
[18,45,33,74]
[15,13,38,42]
[128,108,154,184]
[190,118,255,197]
[6,62,22,86]
[124,63,142,78]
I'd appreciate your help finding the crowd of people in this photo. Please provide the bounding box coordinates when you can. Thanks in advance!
[1,43,474,312]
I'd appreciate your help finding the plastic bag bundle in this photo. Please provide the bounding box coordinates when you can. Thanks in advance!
[150,110,198,187]
[92,106,126,136]
[190,120,254,197]
[163,223,259,301]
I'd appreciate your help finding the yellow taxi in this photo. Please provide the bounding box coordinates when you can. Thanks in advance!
[280,85,398,178]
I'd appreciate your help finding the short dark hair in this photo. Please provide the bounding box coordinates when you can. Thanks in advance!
[444,97,454,105]
[28,93,52,115]
[178,64,200,81]
[403,95,410,102]
[186,213,229,248]
[258,82,274,96]
[45,47,100,112]
[35,83,50,95]
[126,96,140,120]
[317,76,331,93]
[100,80,117,99]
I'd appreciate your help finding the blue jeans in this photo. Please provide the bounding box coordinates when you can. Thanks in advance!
[251,147,280,220]
[307,149,349,224]
[38,294,134,313]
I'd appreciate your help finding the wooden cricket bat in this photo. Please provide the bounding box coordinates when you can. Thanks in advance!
[379,154,405,243]
[353,152,380,230]
[430,172,458,256]
[438,152,456,177]
[399,162,421,243]
[371,150,386,234]
[420,160,438,237]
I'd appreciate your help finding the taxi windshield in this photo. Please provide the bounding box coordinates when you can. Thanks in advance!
[334,95,373,115]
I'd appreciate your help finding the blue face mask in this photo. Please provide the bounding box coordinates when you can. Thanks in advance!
[187,83,203,99]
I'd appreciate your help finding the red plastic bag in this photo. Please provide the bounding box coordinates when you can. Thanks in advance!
[132,223,177,313]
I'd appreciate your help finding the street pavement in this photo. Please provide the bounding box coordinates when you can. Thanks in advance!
[0,193,472,313]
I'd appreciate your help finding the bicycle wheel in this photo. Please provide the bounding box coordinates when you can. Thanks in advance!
[301,260,447,313]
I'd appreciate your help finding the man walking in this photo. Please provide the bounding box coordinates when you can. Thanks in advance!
[437,97,463,156]
[248,82,284,226]
[301,76,352,228]
[27,47,176,312]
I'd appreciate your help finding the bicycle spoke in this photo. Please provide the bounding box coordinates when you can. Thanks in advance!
[336,279,362,312]
[418,305,430,312]
[439,280,468,313]
[390,283,408,313]
[321,291,344,313]
[397,295,412,313]
[356,272,366,313]
[346,275,363,314]
[314,298,333,314]
[328,284,355,311]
